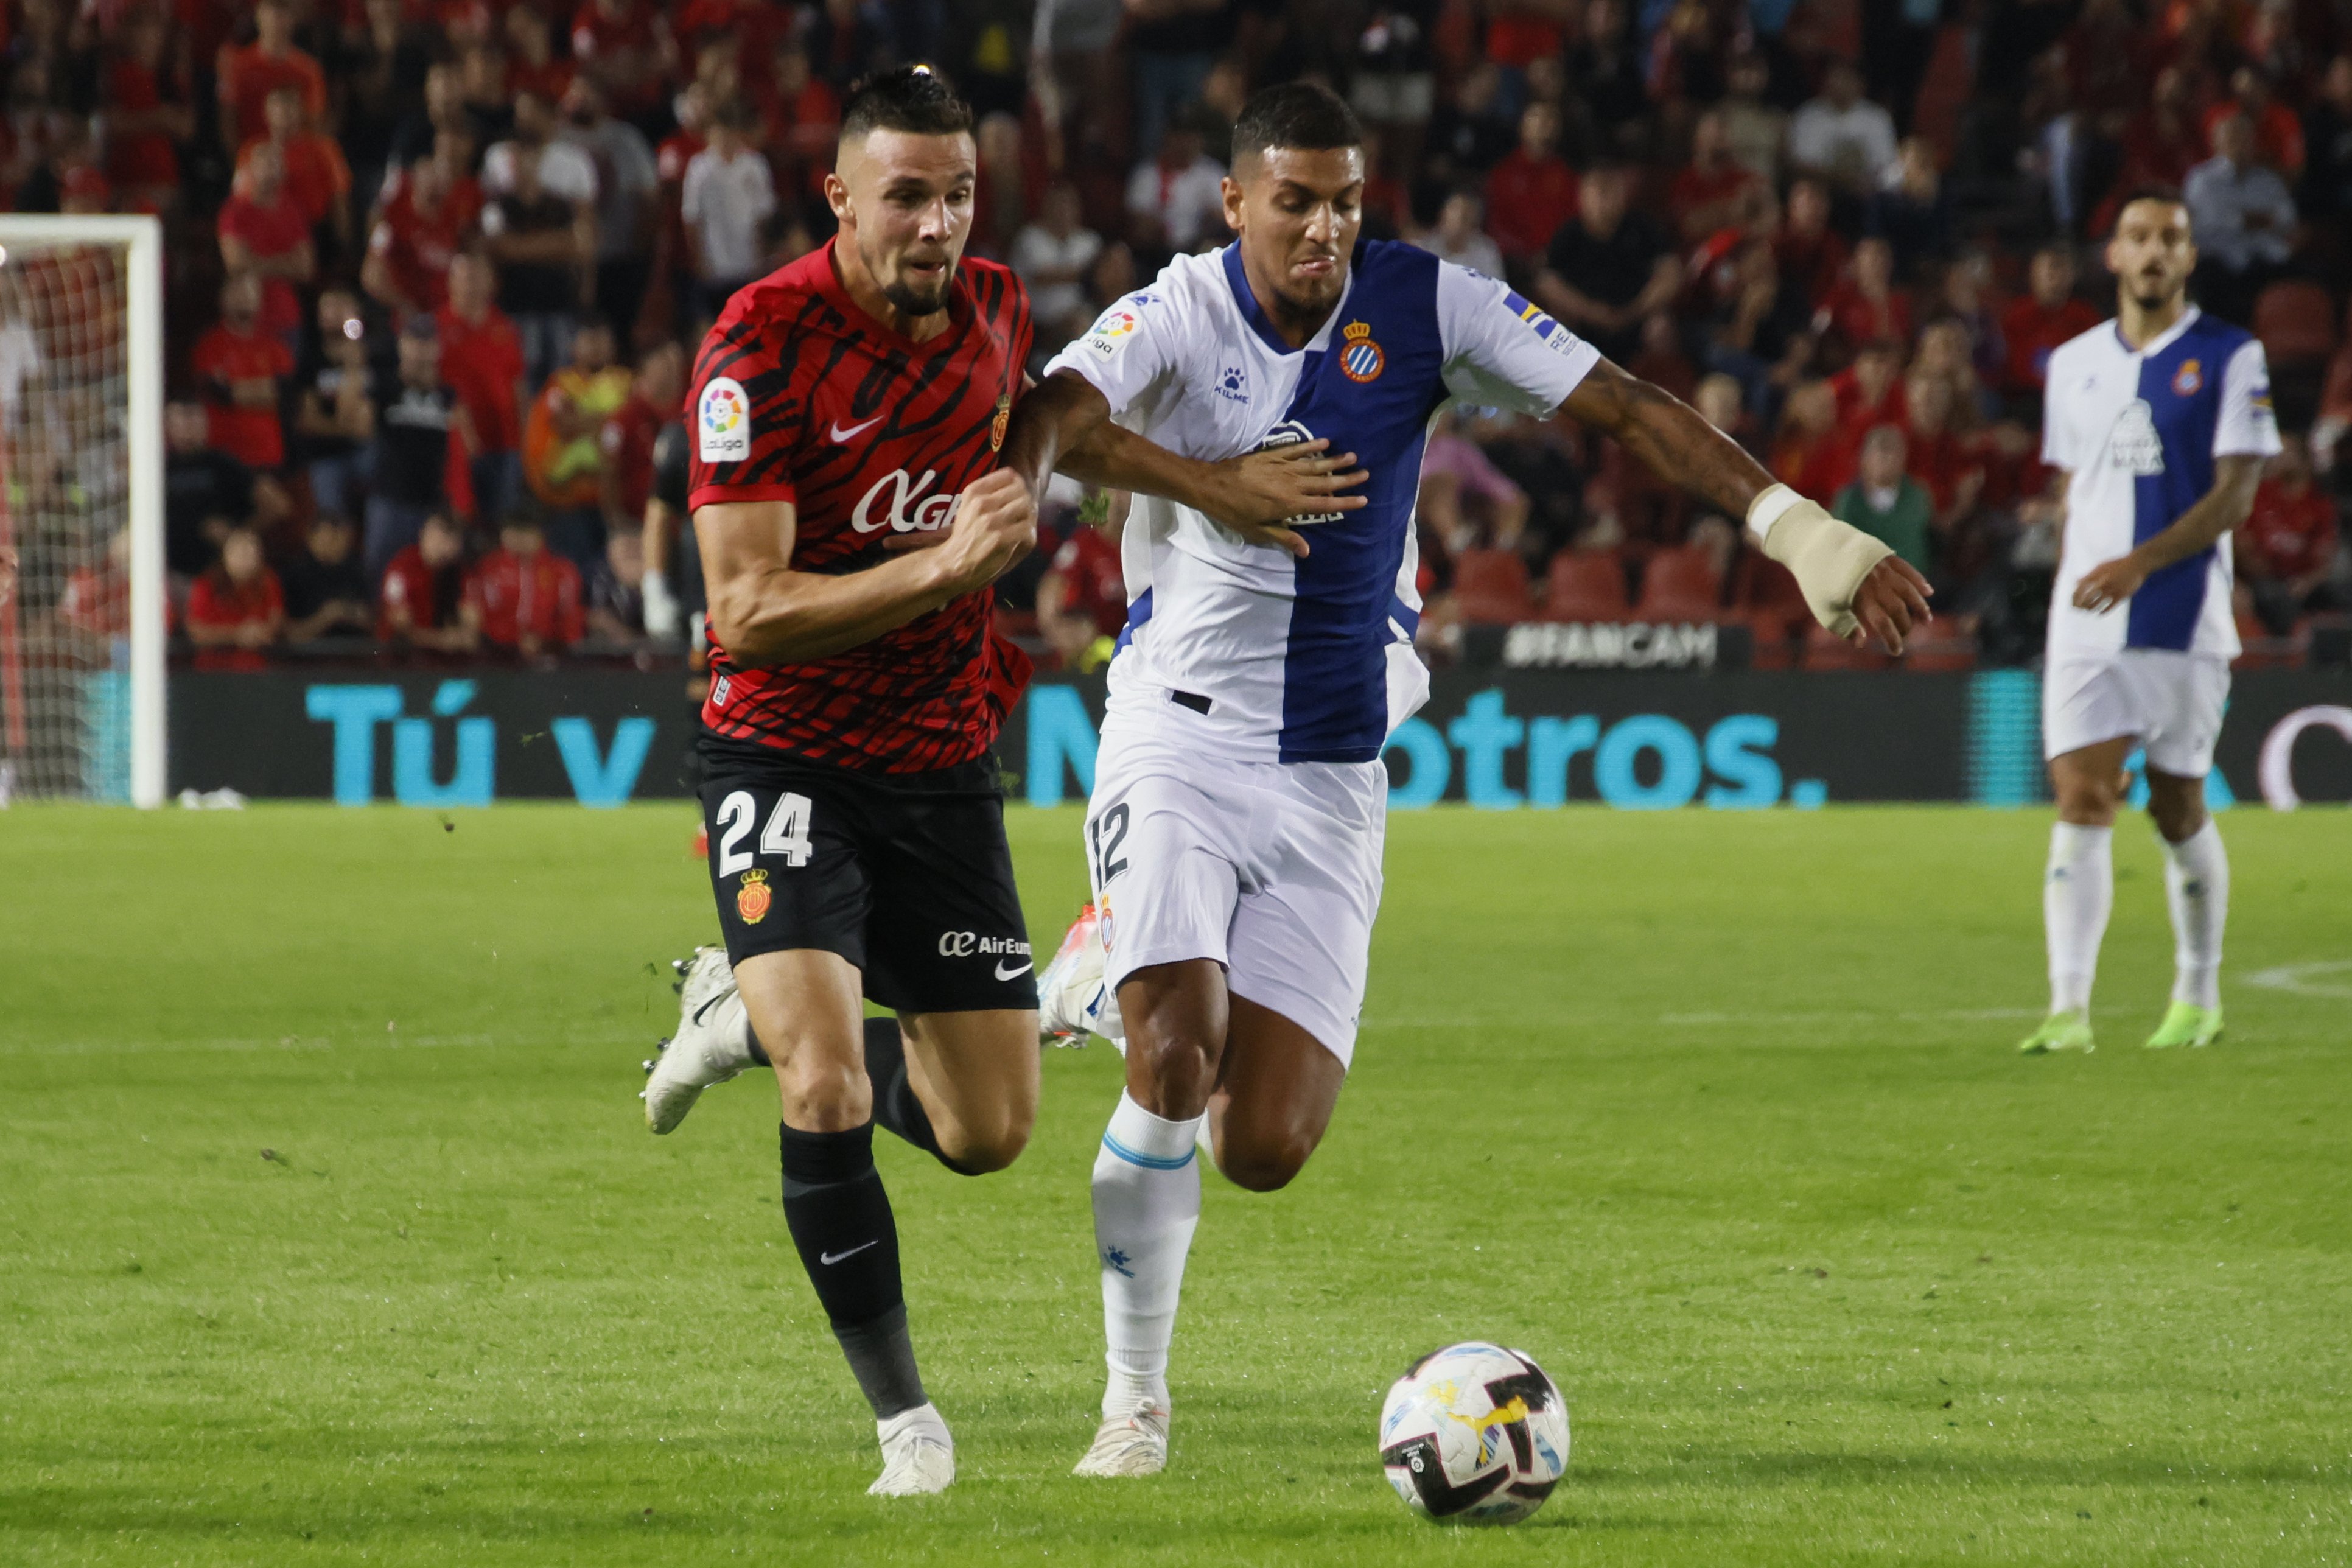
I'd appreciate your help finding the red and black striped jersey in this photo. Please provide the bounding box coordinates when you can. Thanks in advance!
[687,239,1035,773]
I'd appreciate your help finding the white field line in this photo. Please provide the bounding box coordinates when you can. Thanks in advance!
[2244,960,2352,1000]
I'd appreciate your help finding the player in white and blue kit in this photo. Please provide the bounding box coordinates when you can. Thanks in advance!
[2020,189,2279,1057]
[1001,84,1931,1477]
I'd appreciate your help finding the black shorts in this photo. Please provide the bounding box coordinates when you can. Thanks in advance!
[699,733,1038,1015]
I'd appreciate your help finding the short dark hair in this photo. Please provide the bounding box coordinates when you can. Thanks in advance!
[1231,82,1362,166]
[840,64,974,141]
[2111,184,2188,233]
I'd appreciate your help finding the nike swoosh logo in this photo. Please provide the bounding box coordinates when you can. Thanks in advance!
[692,992,728,1026]
[995,959,1033,981]
[828,415,884,443]
[820,1241,880,1265]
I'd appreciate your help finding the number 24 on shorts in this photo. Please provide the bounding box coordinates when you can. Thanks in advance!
[715,789,816,873]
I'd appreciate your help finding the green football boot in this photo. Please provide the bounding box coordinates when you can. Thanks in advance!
[2143,1001,2224,1049]
[2017,1010,2096,1054]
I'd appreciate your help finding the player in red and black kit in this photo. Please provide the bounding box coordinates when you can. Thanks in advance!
[637,67,1374,1498]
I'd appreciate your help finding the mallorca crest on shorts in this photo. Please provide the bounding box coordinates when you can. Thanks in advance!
[736,869,772,924]
[1339,320,1385,383]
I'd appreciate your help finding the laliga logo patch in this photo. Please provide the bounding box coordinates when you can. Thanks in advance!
[735,868,771,924]
[2173,357,2202,396]
[1085,306,1141,360]
[699,376,750,462]
[1339,320,1385,382]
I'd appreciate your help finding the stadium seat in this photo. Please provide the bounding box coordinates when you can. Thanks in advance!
[1451,548,1537,625]
[1539,550,1631,621]
[1634,545,1723,621]
[2255,281,2338,366]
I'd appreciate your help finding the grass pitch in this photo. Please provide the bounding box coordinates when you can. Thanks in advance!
[2,802,2348,1567]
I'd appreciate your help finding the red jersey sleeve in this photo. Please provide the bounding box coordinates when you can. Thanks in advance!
[687,308,810,513]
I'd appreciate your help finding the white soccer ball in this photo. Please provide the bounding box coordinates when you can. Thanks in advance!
[1378,1342,1570,1525]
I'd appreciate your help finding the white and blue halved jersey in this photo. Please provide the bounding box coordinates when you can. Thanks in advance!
[2040,306,2280,660]
[1040,240,1598,764]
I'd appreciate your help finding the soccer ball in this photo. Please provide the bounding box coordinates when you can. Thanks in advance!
[1378,1342,1570,1525]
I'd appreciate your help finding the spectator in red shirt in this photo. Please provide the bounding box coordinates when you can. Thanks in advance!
[1900,370,1986,535]
[1670,110,1761,243]
[239,84,354,247]
[1772,177,1849,310]
[186,527,285,671]
[570,0,673,122]
[1038,503,1129,671]
[1816,237,1913,357]
[379,509,483,654]
[599,341,685,532]
[2239,433,2343,632]
[1828,338,1909,450]
[505,4,576,108]
[2001,244,2101,401]
[472,509,585,658]
[436,252,528,523]
[1483,100,1580,266]
[2202,65,2305,180]
[217,140,315,343]
[103,10,192,214]
[363,147,475,318]
[217,0,327,149]
[60,529,133,642]
[1769,379,1855,505]
[190,275,295,472]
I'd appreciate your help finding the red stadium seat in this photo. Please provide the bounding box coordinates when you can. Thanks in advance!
[2255,281,2338,368]
[1540,550,1631,621]
[1634,545,1723,621]
[1451,548,1536,625]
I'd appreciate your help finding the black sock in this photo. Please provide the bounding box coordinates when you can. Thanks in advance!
[779,1121,927,1419]
[862,1017,978,1175]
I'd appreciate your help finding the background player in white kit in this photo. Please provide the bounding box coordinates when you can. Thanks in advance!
[2018,190,2280,1057]
[1001,83,1933,1479]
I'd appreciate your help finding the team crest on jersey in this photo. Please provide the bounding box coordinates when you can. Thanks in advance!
[2173,358,2202,396]
[699,376,750,462]
[2109,397,2166,475]
[1339,320,1385,382]
[736,869,771,924]
[990,392,1012,451]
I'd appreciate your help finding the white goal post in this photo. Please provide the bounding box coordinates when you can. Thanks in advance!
[0,215,165,807]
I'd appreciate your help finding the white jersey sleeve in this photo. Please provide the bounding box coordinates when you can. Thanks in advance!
[1434,262,1600,417]
[1042,290,1186,422]
[2039,340,2082,472]
[2214,337,2283,460]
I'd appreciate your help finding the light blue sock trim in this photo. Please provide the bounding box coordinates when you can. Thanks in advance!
[1101,1131,1195,1171]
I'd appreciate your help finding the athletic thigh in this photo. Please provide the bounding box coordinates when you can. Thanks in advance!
[734,947,869,1130]
[897,1008,1040,1159]
[1223,761,1386,1069]
[1207,993,1348,1192]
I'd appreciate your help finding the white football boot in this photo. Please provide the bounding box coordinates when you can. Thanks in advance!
[1037,903,1124,1050]
[1072,1402,1171,1477]
[869,1403,956,1496]
[641,945,758,1133]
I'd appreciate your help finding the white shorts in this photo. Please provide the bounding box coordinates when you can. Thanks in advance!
[1083,715,1387,1068]
[2042,651,2230,776]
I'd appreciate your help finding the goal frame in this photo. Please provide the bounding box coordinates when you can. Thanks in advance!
[0,215,166,806]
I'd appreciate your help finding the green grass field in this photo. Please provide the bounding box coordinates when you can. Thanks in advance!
[3,803,2347,1566]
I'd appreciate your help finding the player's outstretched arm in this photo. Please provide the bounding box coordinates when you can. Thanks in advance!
[1000,369,1368,557]
[699,478,1035,666]
[2072,455,2261,613]
[1561,358,1933,653]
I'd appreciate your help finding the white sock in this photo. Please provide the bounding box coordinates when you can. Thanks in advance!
[2045,821,2114,1014]
[2161,819,2228,1009]
[877,1401,950,1447]
[1091,1090,1200,1418]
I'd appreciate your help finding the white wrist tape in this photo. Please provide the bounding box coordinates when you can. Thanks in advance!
[1748,484,1894,639]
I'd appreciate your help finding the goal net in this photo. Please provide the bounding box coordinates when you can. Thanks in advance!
[0,217,164,806]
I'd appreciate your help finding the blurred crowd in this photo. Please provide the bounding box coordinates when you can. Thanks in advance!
[6,0,2352,676]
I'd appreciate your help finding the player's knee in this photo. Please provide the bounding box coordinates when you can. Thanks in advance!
[2054,774,2119,825]
[2147,792,2205,844]
[1216,1122,1314,1192]
[938,1111,1031,1175]
[1126,1037,1220,1119]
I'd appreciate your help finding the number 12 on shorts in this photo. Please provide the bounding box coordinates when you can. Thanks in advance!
[716,789,816,873]
[1087,802,1129,889]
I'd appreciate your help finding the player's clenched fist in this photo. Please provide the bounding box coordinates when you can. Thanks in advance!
[934,468,1038,589]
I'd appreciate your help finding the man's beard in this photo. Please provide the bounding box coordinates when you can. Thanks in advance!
[2130,271,2183,310]
[882,270,953,317]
